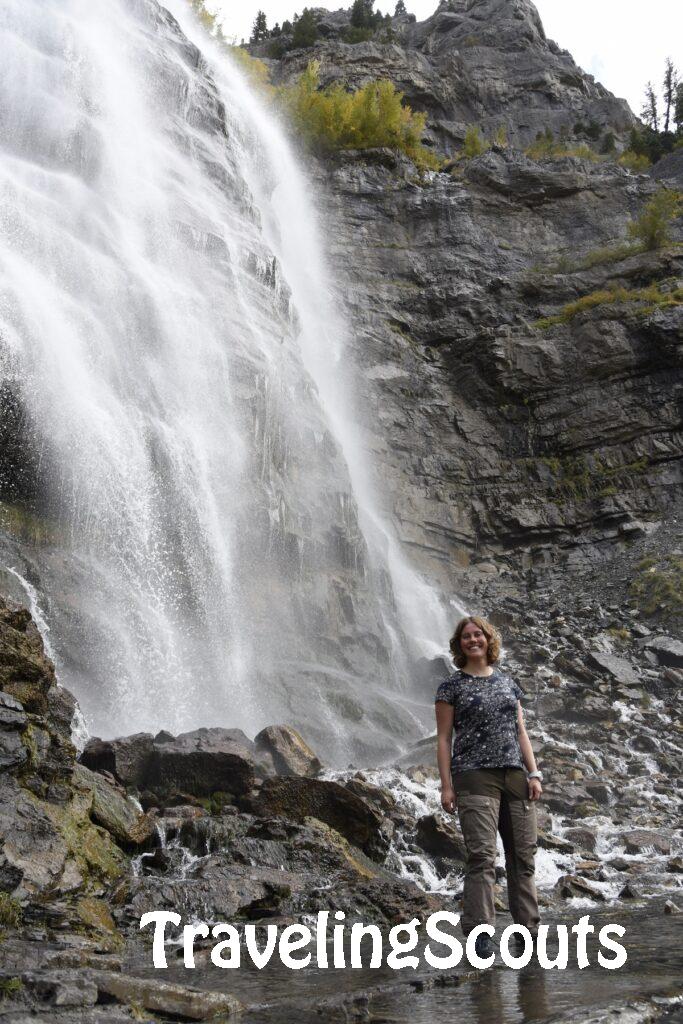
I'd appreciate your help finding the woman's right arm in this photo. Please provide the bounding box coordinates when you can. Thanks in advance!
[435,700,456,813]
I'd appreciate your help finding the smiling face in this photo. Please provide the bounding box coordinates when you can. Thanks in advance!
[449,615,501,668]
[460,621,488,659]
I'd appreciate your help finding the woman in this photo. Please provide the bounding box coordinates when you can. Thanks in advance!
[435,615,542,958]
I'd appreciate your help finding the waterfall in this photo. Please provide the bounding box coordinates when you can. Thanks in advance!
[0,0,449,762]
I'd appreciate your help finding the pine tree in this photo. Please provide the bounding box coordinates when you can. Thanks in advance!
[641,81,659,131]
[292,8,318,48]
[250,10,268,43]
[351,0,376,28]
[662,58,678,134]
[676,82,683,132]
[394,0,407,13]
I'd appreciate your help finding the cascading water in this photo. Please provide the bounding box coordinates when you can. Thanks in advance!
[0,0,450,761]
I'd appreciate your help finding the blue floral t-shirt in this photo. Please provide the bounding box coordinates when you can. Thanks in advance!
[435,669,524,773]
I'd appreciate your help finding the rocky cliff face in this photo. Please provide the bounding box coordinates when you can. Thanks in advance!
[263,0,636,155]
[319,150,682,587]
[253,0,682,596]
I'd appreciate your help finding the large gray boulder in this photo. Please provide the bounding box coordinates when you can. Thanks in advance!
[73,764,154,848]
[254,776,390,861]
[643,636,683,668]
[254,724,322,777]
[79,733,154,788]
[148,728,258,799]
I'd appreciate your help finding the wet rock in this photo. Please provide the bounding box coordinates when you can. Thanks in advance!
[254,776,389,861]
[666,856,683,873]
[623,830,671,856]
[0,598,55,714]
[556,875,606,901]
[584,782,611,806]
[79,733,154,788]
[664,900,680,914]
[538,831,574,853]
[563,826,597,853]
[87,970,242,1019]
[73,764,154,848]
[414,814,466,862]
[148,727,257,799]
[618,882,641,899]
[345,776,397,816]
[0,690,28,771]
[2,969,98,1007]
[606,857,631,871]
[254,724,322,777]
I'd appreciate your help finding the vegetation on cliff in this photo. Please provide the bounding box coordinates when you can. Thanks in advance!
[187,1,438,169]
[275,61,439,169]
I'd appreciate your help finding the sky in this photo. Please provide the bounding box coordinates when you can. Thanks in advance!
[208,0,682,116]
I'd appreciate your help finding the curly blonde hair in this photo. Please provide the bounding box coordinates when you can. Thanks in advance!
[449,615,501,668]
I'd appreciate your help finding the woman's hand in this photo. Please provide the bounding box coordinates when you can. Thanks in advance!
[441,786,457,813]
[527,778,542,801]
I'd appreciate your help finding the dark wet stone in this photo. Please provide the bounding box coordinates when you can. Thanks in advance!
[254,776,389,861]
[148,728,257,799]
[79,733,154,788]
[414,814,466,861]
[623,830,671,856]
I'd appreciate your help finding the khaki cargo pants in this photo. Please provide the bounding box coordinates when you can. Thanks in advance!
[453,767,540,936]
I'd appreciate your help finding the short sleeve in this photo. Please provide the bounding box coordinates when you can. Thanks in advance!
[435,678,455,704]
[512,681,524,700]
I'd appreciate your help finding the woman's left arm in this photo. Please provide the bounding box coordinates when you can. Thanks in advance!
[517,702,542,801]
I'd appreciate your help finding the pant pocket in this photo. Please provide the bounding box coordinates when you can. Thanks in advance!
[457,793,499,856]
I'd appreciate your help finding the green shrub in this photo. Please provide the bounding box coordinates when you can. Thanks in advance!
[628,188,682,250]
[534,283,683,329]
[493,125,508,148]
[0,893,22,930]
[342,26,374,43]
[600,131,616,154]
[619,150,651,172]
[526,129,601,162]
[0,978,23,1000]
[276,61,439,169]
[463,125,488,158]
[630,554,683,618]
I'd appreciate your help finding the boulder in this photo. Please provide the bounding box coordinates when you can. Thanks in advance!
[537,831,574,853]
[79,733,154,788]
[0,690,28,771]
[563,826,598,853]
[345,776,397,816]
[555,875,606,901]
[585,652,640,686]
[643,636,683,668]
[0,599,55,714]
[414,814,466,861]
[87,971,242,1020]
[73,764,154,847]
[148,728,257,799]
[584,782,611,806]
[254,724,321,777]
[254,776,389,861]
[623,830,670,856]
